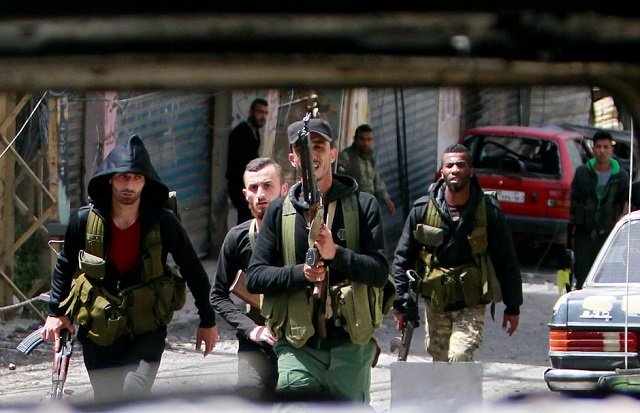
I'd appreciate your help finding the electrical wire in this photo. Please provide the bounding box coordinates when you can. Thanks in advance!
[0,91,48,160]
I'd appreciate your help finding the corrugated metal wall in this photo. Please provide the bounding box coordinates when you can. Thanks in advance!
[63,95,88,211]
[369,88,439,257]
[528,87,591,126]
[61,92,213,256]
[463,86,591,129]
[115,91,213,255]
[58,86,592,260]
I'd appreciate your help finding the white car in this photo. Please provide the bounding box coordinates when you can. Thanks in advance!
[545,210,640,392]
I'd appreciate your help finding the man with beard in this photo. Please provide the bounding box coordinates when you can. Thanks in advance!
[210,157,288,400]
[246,118,388,404]
[391,144,522,362]
[42,135,218,402]
[338,124,395,215]
[226,98,269,224]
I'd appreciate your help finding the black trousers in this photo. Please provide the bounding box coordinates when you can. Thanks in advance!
[79,327,167,402]
[236,337,278,401]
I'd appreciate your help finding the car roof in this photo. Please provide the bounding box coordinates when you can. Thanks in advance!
[461,125,585,141]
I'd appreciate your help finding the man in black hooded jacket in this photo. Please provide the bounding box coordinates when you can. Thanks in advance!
[42,135,218,402]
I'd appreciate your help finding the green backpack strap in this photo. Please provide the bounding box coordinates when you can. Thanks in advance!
[85,207,104,258]
[248,218,257,250]
[282,197,297,266]
[424,197,441,229]
[470,191,502,319]
[341,193,359,252]
[282,192,358,261]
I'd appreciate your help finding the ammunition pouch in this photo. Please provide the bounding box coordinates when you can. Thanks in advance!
[421,264,485,311]
[263,275,394,347]
[78,250,106,280]
[326,275,394,345]
[122,266,186,335]
[330,281,378,345]
[61,274,128,346]
[413,224,443,247]
[61,265,186,346]
[261,290,314,348]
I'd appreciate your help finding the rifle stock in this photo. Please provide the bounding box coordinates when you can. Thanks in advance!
[229,270,261,309]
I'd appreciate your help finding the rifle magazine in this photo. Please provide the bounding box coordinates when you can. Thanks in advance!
[17,326,45,355]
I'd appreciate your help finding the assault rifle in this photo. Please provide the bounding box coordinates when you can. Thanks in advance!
[18,326,74,400]
[17,293,74,400]
[16,292,51,355]
[296,111,328,337]
[390,270,422,361]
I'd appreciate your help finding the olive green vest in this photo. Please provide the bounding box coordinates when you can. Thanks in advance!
[60,194,186,346]
[415,188,501,314]
[260,193,394,347]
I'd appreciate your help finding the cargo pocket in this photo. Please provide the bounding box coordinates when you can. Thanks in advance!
[154,269,186,327]
[124,285,160,335]
[413,224,443,247]
[286,290,314,348]
[424,269,464,311]
[460,268,483,306]
[78,250,106,280]
[338,283,374,345]
[86,295,127,346]
[260,294,288,342]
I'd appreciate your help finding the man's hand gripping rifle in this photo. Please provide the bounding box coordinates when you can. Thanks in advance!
[18,327,74,402]
[297,111,329,337]
[17,293,74,400]
[390,270,422,361]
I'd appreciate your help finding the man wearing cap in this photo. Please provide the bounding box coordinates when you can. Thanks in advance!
[569,130,629,289]
[246,118,388,404]
[42,135,218,402]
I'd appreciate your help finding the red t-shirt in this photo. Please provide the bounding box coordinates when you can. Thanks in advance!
[109,219,141,274]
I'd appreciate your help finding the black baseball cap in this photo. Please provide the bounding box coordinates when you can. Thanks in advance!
[287,118,333,145]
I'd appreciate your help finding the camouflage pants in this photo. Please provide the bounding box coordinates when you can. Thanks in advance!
[424,300,485,362]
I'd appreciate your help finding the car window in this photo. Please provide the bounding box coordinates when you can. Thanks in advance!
[591,220,640,283]
[467,134,561,177]
[565,137,592,171]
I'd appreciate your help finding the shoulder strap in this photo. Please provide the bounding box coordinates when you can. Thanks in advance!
[474,194,488,242]
[341,193,359,252]
[282,197,297,266]
[423,183,441,228]
[424,198,441,228]
[281,193,360,264]
[248,218,257,249]
[85,207,105,258]
[84,206,164,279]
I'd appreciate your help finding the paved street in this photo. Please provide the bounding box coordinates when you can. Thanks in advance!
[0,261,561,412]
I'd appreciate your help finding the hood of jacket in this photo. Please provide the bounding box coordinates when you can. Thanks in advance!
[87,135,169,210]
[288,173,359,210]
